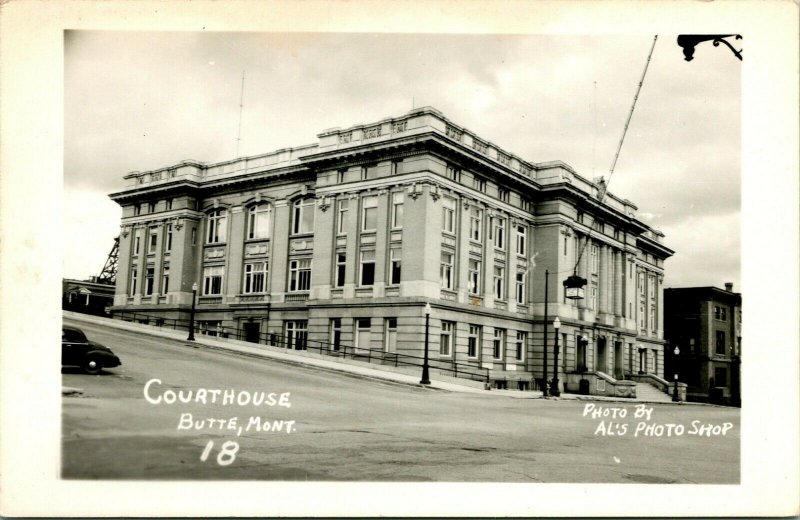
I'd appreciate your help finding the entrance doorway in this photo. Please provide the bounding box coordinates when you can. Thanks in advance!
[596,337,607,374]
[243,321,261,343]
[614,341,624,379]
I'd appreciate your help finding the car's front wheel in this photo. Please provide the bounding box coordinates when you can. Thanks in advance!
[82,356,103,375]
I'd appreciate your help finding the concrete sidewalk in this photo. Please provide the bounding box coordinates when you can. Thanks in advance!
[63,311,710,405]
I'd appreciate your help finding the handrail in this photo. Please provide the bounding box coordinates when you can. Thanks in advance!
[111,310,490,383]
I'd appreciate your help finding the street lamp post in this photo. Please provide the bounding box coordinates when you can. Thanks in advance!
[672,345,680,402]
[420,302,431,385]
[187,282,198,341]
[551,317,561,397]
[542,270,549,397]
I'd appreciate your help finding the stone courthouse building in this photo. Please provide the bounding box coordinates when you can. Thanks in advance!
[109,107,673,393]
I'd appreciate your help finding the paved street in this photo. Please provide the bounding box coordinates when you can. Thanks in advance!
[62,319,740,482]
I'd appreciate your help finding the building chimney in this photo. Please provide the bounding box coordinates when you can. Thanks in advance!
[725,282,733,292]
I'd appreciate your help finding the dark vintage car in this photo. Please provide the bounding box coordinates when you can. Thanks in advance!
[62,325,122,374]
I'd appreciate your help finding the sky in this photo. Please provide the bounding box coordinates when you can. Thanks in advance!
[64,31,741,290]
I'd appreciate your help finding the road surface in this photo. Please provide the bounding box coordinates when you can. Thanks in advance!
[62,318,740,482]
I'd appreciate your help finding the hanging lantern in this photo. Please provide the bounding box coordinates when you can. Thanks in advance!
[563,274,587,300]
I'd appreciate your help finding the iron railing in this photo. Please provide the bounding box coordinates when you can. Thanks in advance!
[111,310,490,383]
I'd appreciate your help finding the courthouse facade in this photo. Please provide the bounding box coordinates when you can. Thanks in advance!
[109,107,673,393]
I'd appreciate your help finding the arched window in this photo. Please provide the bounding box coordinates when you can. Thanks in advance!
[247,203,272,240]
[206,209,227,244]
[292,198,315,235]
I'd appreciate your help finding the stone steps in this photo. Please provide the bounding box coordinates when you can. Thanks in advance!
[635,382,673,402]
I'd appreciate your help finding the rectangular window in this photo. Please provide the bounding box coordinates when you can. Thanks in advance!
[390,248,402,285]
[337,170,345,183]
[493,328,505,360]
[360,250,375,286]
[148,202,156,213]
[516,225,526,255]
[134,233,141,255]
[243,261,268,293]
[439,321,454,356]
[474,177,486,192]
[714,305,728,321]
[203,265,224,295]
[591,285,598,311]
[161,266,169,294]
[292,198,315,235]
[361,164,378,180]
[515,331,526,361]
[148,229,158,254]
[337,199,349,235]
[134,204,141,216]
[564,236,568,256]
[165,198,173,211]
[285,320,308,351]
[493,217,505,249]
[391,192,404,229]
[191,227,197,246]
[165,224,173,252]
[289,258,312,292]
[129,268,138,296]
[440,252,454,289]
[247,204,272,240]
[516,272,525,304]
[470,207,483,242]
[498,188,509,203]
[362,196,377,232]
[468,259,481,295]
[494,266,505,300]
[467,325,481,358]
[442,198,456,233]
[330,318,342,351]
[144,267,155,295]
[650,305,656,331]
[446,165,461,182]
[335,253,346,288]
[385,318,398,353]
[591,245,599,273]
[715,330,726,355]
[206,209,227,244]
[355,318,371,354]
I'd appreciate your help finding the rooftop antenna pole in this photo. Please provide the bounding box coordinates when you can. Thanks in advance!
[236,70,245,158]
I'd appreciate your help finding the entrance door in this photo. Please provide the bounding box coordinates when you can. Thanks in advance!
[243,321,260,343]
[596,337,607,374]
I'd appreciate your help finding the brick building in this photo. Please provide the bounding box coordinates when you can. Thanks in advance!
[664,285,742,405]
[109,107,673,394]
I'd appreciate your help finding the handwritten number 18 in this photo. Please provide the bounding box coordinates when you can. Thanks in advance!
[200,440,239,466]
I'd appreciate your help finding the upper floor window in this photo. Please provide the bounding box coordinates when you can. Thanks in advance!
[362,196,378,232]
[390,248,402,285]
[248,203,272,240]
[577,211,584,224]
[145,267,155,296]
[243,261,269,294]
[148,202,156,213]
[203,265,224,295]
[335,253,346,288]
[292,198,315,235]
[446,165,461,182]
[440,252,454,290]
[468,325,481,358]
[392,192,404,229]
[206,209,227,244]
[516,225,526,255]
[714,305,728,321]
[492,217,506,250]
[337,199,350,235]
[442,198,456,233]
[134,204,141,216]
[360,250,376,286]
[165,224,173,252]
[129,268,138,296]
[515,272,525,304]
[498,188,509,203]
[361,164,378,180]
[468,259,481,295]
[515,331,527,361]
[591,245,599,273]
[289,258,311,292]
[493,328,505,360]
[470,207,483,242]
[474,177,487,193]
[161,265,170,294]
[147,229,158,254]
[337,170,346,183]
[165,198,173,211]
[715,330,726,355]
[493,265,505,300]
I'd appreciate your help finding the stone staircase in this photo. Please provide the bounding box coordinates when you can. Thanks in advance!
[635,382,674,403]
